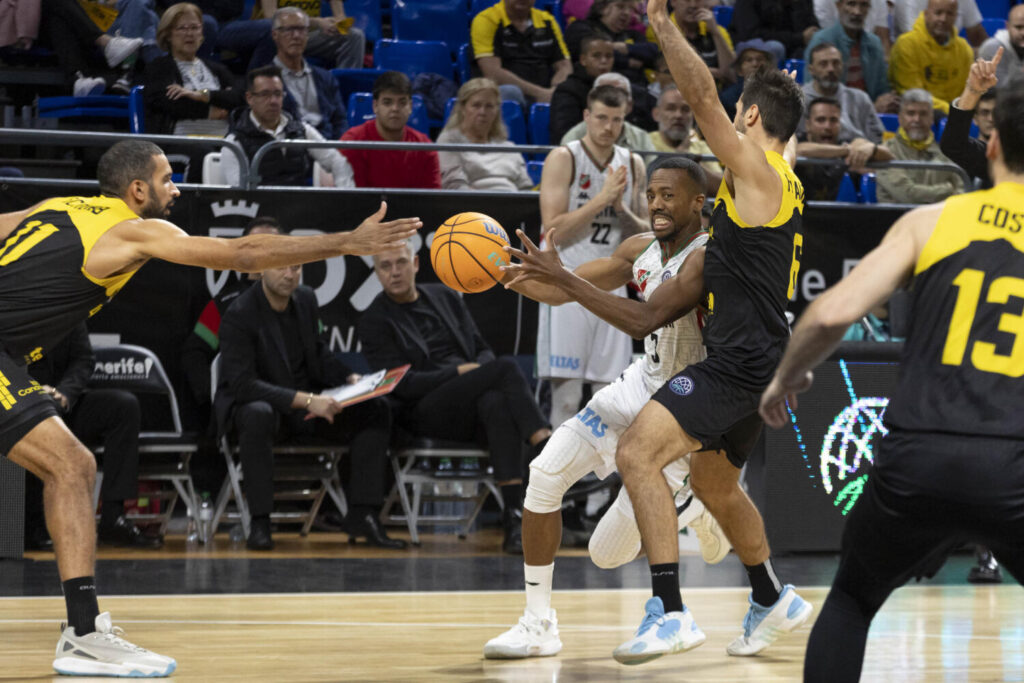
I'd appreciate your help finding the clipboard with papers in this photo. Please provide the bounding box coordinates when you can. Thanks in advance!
[323,365,410,408]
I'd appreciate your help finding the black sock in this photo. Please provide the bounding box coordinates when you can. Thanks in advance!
[745,558,783,607]
[650,563,683,613]
[62,576,100,635]
[99,501,123,529]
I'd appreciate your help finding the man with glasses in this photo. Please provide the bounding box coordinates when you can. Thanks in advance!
[220,64,354,187]
[271,7,347,139]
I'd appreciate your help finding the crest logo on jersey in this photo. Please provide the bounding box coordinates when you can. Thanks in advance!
[669,375,694,396]
[662,270,673,282]
[579,173,591,190]
[635,268,651,292]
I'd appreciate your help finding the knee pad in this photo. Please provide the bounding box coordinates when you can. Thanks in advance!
[589,489,641,569]
[524,426,601,514]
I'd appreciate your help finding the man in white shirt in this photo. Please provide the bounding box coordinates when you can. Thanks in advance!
[220,65,354,187]
[813,0,891,52]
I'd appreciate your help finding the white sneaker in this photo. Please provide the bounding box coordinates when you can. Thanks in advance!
[726,585,813,656]
[73,73,106,97]
[483,608,562,659]
[52,612,176,677]
[690,505,731,564]
[612,597,705,665]
[103,36,143,68]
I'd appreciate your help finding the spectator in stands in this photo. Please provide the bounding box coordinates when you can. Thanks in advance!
[181,217,281,426]
[718,38,780,119]
[340,71,441,189]
[470,0,573,107]
[39,0,143,95]
[972,88,996,143]
[221,65,354,187]
[437,78,534,191]
[141,2,243,136]
[560,72,657,155]
[802,43,884,143]
[550,32,614,143]
[359,241,553,554]
[270,8,347,139]
[216,0,365,73]
[813,0,890,54]
[795,96,892,199]
[940,49,1000,188]
[733,0,819,59]
[26,324,162,549]
[895,0,988,48]
[216,240,405,551]
[805,0,895,108]
[0,0,39,50]
[648,53,674,99]
[647,0,736,86]
[648,85,723,189]
[888,0,972,115]
[979,4,1024,83]
[565,0,658,86]
[877,88,964,203]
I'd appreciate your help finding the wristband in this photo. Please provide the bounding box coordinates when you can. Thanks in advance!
[304,393,313,409]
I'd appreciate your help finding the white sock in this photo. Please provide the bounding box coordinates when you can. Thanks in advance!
[524,562,555,619]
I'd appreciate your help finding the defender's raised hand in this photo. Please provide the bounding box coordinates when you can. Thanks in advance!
[502,228,570,289]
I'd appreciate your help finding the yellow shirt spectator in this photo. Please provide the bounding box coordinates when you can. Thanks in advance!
[471,1,570,88]
[888,11,972,115]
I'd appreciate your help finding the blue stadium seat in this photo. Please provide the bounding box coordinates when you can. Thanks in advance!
[783,58,805,81]
[712,5,733,28]
[836,172,859,202]
[37,85,145,134]
[443,96,457,122]
[456,43,473,82]
[375,39,455,80]
[347,91,430,134]
[392,0,470,53]
[527,160,544,185]
[976,0,1010,20]
[503,99,527,145]
[980,17,1007,35]
[332,68,384,104]
[936,115,980,141]
[879,113,899,133]
[860,173,877,204]
[529,102,550,146]
[470,0,497,19]
[344,0,383,44]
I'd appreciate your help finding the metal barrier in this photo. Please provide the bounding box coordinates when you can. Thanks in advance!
[0,128,251,189]
[0,127,974,197]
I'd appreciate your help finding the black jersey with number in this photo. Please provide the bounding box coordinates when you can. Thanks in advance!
[0,196,141,364]
[886,183,1024,439]
[701,150,804,389]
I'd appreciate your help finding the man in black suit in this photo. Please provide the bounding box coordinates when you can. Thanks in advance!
[358,242,551,554]
[26,324,161,549]
[215,236,404,551]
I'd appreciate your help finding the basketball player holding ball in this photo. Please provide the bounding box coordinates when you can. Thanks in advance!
[0,140,420,677]
[536,83,649,429]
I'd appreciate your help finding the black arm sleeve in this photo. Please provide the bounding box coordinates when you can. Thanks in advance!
[939,103,990,187]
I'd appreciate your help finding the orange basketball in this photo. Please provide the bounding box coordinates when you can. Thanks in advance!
[430,212,511,293]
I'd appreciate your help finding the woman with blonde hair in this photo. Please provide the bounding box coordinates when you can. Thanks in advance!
[437,78,535,191]
[139,2,243,136]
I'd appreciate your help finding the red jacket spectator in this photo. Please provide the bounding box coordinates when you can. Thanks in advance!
[340,120,441,189]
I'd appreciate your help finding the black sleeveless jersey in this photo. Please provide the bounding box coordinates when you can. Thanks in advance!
[701,150,804,389]
[886,183,1024,439]
[0,196,141,364]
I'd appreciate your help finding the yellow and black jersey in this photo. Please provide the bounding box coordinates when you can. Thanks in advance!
[0,196,140,365]
[887,183,1024,439]
[701,150,804,389]
[471,2,570,88]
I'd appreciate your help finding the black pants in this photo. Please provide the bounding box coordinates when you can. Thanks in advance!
[804,431,1024,683]
[25,389,141,534]
[408,357,547,481]
[233,396,391,517]
[41,0,107,81]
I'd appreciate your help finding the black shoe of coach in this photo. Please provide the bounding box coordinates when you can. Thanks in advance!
[345,511,407,549]
[98,516,163,549]
[246,518,274,551]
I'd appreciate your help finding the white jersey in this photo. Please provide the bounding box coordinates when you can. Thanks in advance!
[558,231,708,478]
[633,232,708,393]
[556,140,635,269]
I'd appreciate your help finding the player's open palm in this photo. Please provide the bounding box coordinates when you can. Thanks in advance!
[347,201,422,255]
[502,228,568,288]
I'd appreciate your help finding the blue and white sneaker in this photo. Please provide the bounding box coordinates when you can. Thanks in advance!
[726,584,813,656]
[612,597,706,665]
[53,612,176,677]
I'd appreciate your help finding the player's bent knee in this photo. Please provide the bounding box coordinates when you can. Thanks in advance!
[523,427,596,514]
[52,444,96,487]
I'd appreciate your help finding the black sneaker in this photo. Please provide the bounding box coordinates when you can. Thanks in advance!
[97,516,163,549]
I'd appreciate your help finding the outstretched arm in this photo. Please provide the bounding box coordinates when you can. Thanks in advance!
[503,229,705,338]
[93,201,421,276]
[759,203,935,428]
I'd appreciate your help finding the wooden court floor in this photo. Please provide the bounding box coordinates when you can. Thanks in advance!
[3,584,1024,681]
